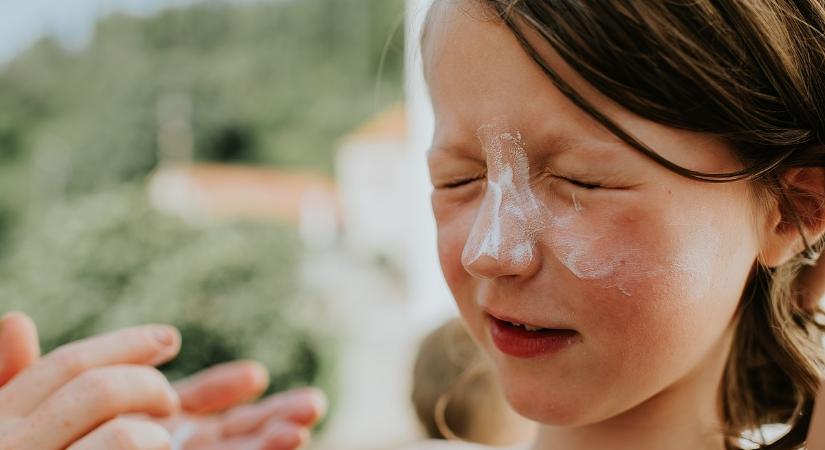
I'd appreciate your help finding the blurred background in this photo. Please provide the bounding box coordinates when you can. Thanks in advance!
[0,0,459,448]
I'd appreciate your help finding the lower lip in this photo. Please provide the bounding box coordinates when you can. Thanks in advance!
[489,316,580,358]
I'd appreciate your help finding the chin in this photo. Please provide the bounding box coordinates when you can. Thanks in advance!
[497,370,595,427]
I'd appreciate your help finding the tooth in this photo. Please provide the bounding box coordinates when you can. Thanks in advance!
[524,325,542,332]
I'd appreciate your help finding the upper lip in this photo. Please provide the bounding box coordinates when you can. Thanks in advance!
[484,308,574,330]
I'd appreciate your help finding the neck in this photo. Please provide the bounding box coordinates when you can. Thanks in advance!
[531,328,733,450]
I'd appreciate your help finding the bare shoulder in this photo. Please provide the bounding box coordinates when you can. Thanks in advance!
[397,441,525,450]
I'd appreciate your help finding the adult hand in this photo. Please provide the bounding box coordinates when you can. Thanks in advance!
[167,365,326,450]
[0,322,182,450]
[0,312,40,386]
[0,312,327,450]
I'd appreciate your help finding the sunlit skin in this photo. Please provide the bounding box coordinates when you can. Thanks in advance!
[423,1,825,449]
[0,312,326,450]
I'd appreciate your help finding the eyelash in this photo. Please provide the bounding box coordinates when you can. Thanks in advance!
[442,176,484,189]
[440,175,603,190]
[556,176,603,190]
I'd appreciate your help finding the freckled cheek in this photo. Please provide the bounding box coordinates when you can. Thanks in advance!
[599,206,706,292]
[572,209,727,359]
[589,276,684,340]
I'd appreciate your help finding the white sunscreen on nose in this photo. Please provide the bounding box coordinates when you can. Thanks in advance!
[462,121,541,269]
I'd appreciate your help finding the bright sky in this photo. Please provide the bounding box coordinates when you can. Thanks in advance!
[0,0,272,66]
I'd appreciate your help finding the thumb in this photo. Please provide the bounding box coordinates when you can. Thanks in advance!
[0,311,40,386]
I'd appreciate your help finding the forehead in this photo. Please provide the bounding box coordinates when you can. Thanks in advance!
[421,0,621,146]
[421,0,738,173]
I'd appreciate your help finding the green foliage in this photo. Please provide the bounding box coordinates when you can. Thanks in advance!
[0,0,403,400]
[0,0,404,184]
[0,0,404,252]
[0,184,334,392]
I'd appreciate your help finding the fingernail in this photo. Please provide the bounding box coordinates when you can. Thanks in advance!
[294,388,328,419]
[154,327,175,346]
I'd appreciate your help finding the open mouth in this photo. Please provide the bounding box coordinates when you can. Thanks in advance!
[501,319,552,332]
[488,315,580,358]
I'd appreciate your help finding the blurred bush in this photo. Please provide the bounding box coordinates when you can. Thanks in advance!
[0,0,408,422]
[0,183,334,394]
[0,0,404,406]
[0,0,404,251]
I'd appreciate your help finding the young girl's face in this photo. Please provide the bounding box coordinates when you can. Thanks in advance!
[424,1,766,426]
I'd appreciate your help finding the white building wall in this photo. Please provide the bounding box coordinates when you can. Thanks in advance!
[336,136,410,264]
[404,0,457,330]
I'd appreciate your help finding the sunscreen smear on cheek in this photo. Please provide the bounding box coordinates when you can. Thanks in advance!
[461,118,717,298]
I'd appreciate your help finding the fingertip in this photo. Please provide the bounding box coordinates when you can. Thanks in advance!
[239,360,270,394]
[297,387,328,422]
[273,387,328,426]
[146,325,181,366]
[2,311,30,323]
[0,311,40,383]
[2,312,38,343]
[151,324,181,348]
[262,421,308,450]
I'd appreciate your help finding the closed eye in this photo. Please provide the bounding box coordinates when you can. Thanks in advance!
[438,173,486,189]
[558,176,602,190]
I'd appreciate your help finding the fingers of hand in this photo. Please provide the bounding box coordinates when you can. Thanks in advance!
[260,420,309,450]
[66,417,172,450]
[0,324,180,416]
[24,365,179,450]
[176,419,222,450]
[175,361,269,414]
[220,388,326,437]
[189,420,307,450]
[0,312,40,386]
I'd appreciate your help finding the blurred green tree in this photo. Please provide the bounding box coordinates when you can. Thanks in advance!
[0,184,334,394]
[0,0,404,253]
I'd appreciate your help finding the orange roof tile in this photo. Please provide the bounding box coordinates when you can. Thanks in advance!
[152,164,339,225]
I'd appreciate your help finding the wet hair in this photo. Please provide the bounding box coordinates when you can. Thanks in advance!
[426,1,825,448]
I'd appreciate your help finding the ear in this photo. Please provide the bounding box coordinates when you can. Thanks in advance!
[759,167,825,268]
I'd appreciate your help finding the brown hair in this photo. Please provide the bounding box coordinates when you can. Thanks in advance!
[411,318,518,444]
[435,1,825,448]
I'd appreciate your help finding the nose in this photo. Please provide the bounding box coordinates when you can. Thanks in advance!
[462,247,539,279]
[461,184,540,279]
